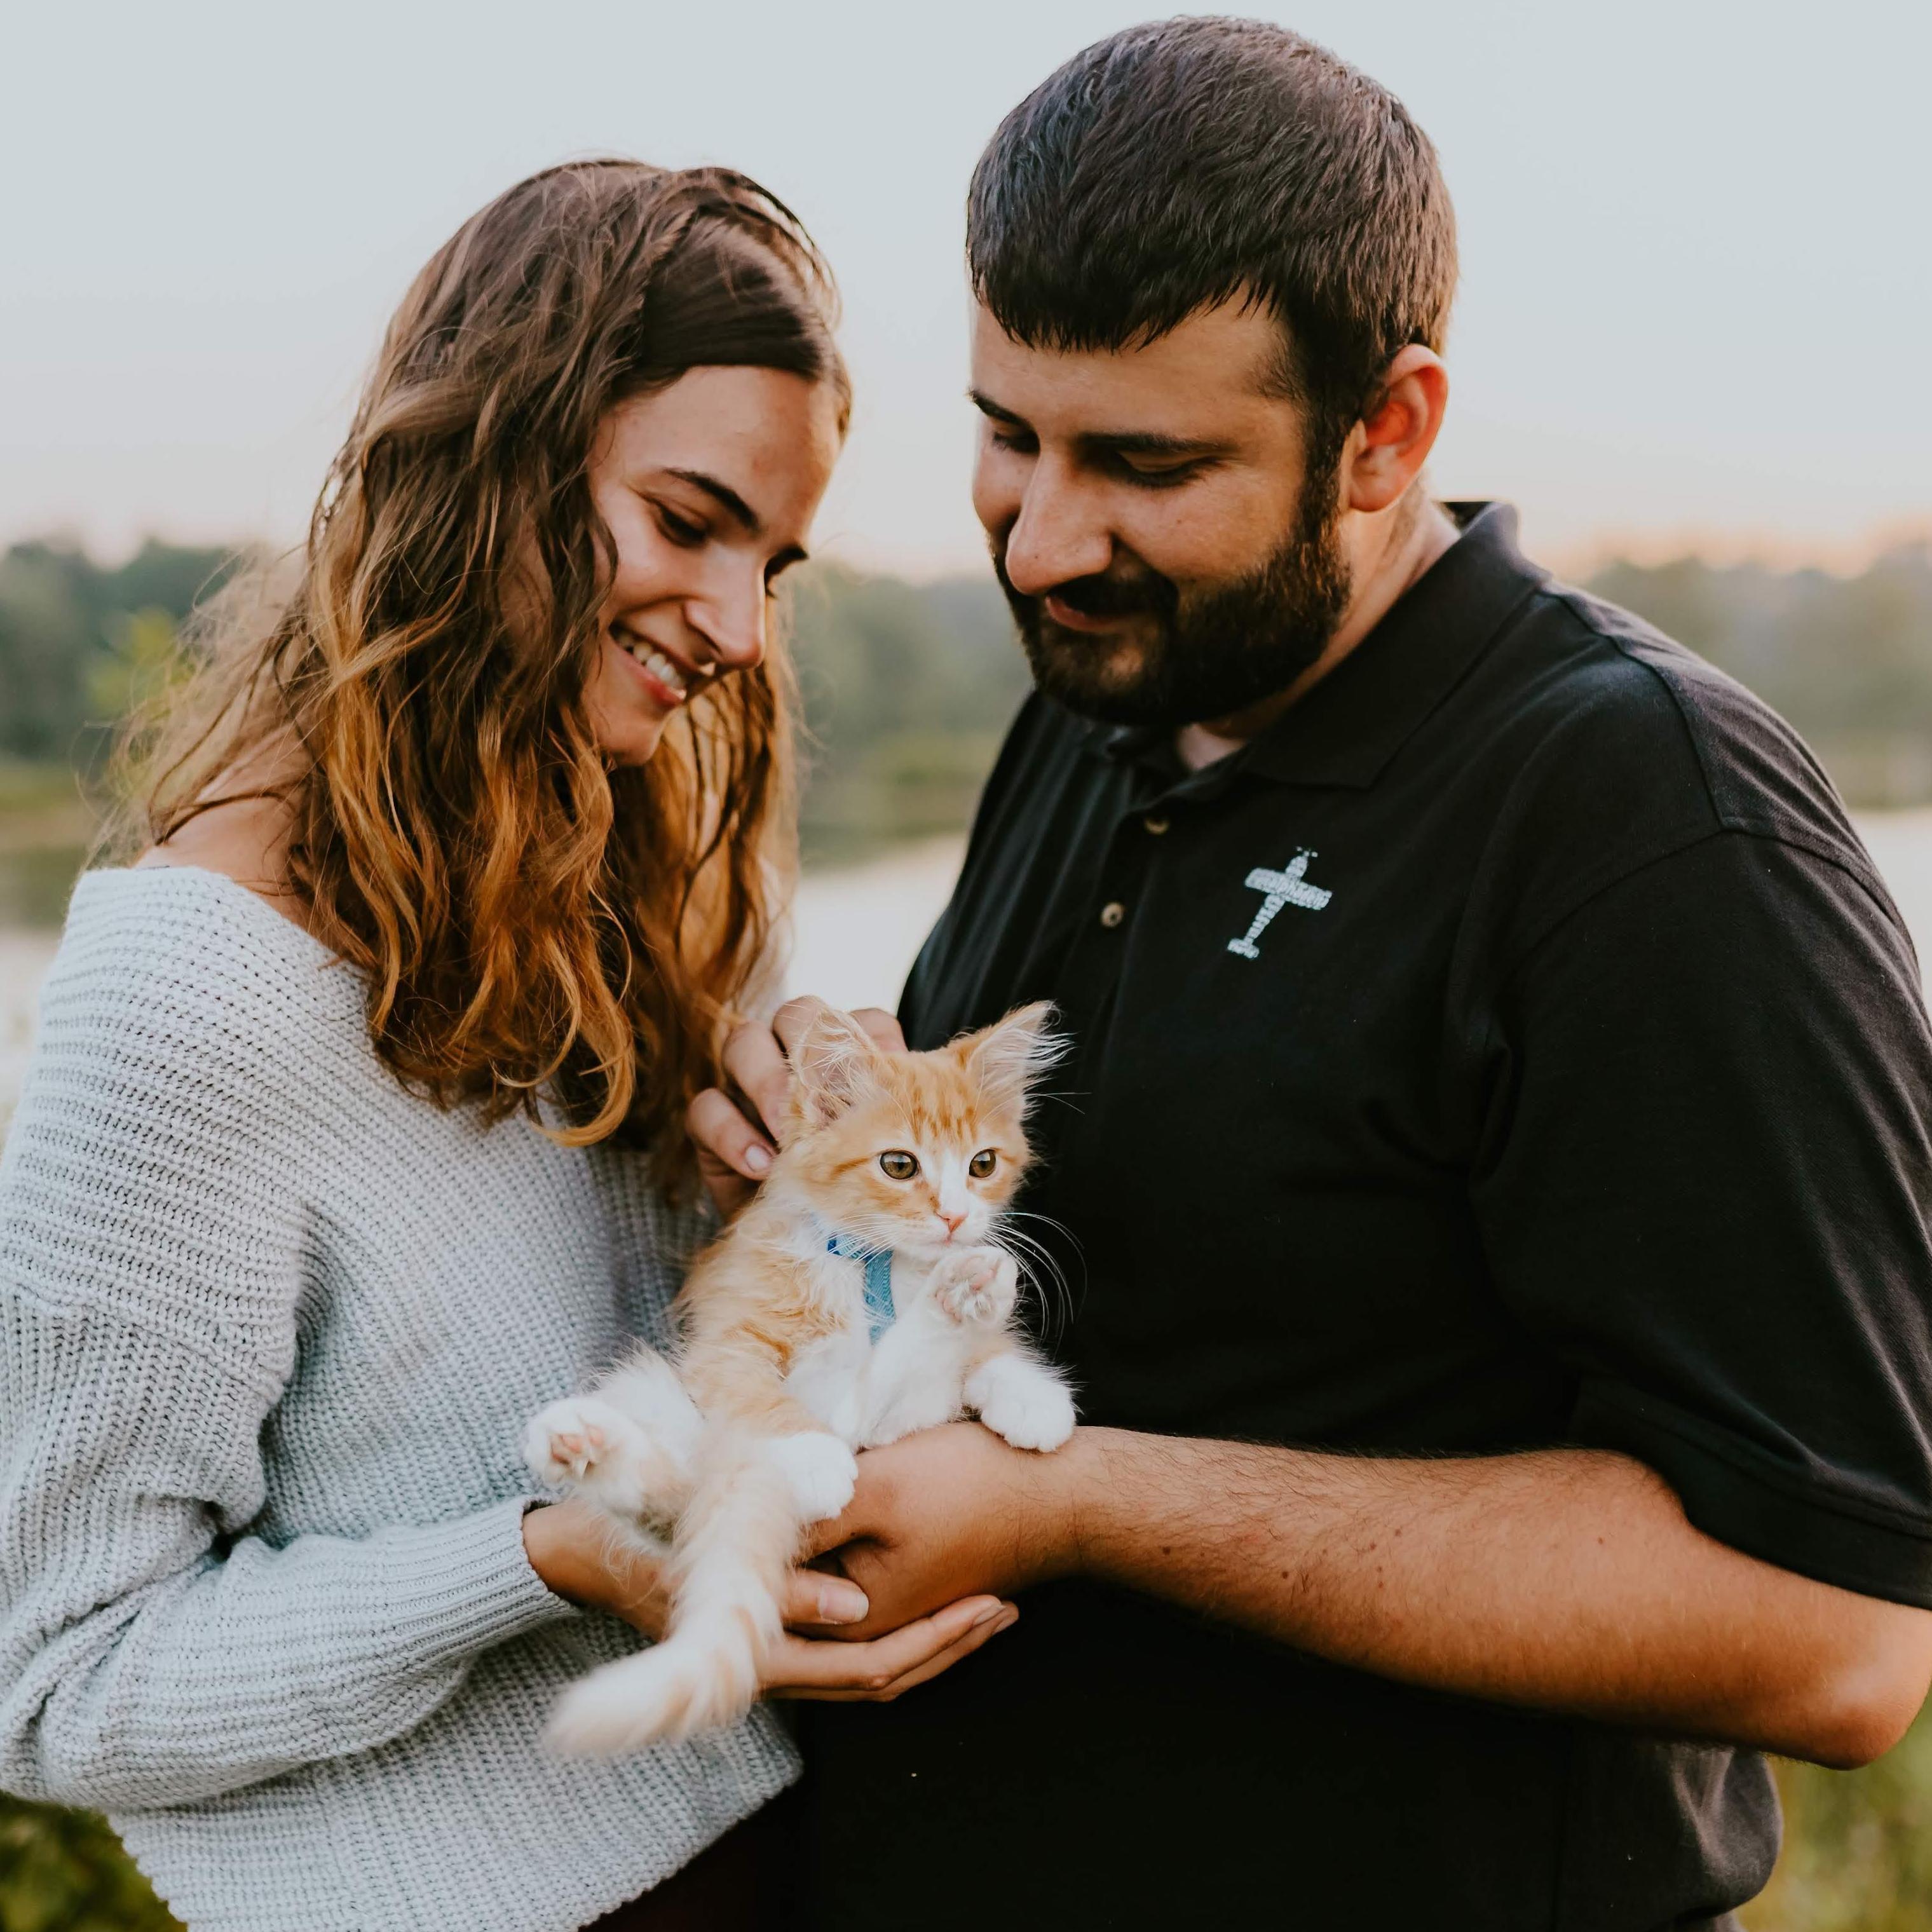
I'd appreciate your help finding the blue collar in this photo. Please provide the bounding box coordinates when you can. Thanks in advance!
[820,1225,896,1342]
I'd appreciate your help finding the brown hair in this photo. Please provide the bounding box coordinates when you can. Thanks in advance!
[117,160,848,1175]
[967,16,1456,468]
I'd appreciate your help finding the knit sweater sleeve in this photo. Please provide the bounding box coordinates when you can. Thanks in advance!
[0,883,574,1812]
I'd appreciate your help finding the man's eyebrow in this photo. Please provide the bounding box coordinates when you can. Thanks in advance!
[967,392,1227,460]
[663,468,762,535]
[969,389,1026,426]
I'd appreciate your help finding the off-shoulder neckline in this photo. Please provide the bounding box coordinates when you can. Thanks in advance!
[74,863,341,964]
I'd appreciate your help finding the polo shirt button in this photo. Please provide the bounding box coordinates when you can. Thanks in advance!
[1099,901,1127,929]
[1143,814,1171,835]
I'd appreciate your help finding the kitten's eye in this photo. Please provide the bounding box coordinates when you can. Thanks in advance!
[879,1151,919,1180]
[969,1150,998,1179]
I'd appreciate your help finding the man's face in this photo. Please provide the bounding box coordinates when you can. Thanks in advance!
[969,299,1351,730]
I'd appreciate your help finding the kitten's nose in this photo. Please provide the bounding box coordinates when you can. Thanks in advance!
[939,1211,966,1237]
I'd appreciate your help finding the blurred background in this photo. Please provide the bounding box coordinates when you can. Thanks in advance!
[3,1,1931,1925]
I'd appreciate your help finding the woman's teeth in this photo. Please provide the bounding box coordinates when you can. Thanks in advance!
[628,641,689,697]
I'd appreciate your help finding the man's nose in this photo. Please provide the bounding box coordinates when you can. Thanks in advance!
[1002,465,1115,597]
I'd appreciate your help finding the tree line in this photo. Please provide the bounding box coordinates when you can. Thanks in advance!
[4,534,1932,848]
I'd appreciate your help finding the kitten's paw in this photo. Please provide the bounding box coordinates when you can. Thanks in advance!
[524,1396,620,1486]
[859,1381,962,1450]
[524,1396,684,1520]
[765,1431,859,1522]
[930,1247,1019,1326]
[965,1354,1077,1453]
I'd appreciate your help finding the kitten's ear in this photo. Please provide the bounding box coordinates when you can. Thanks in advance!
[789,1009,885,1129]
[961,1000,1065,1114]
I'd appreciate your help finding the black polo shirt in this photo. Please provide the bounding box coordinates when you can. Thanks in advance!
[798,505,1932,1931]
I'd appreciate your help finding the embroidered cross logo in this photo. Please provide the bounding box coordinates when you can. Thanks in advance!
[1227,850,1331,958]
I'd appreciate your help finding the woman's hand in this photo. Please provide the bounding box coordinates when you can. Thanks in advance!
[522,1496,676,1635]
[522,1495,1016,1701]
[763,1590,1019,1703]
[688,995,906,1218]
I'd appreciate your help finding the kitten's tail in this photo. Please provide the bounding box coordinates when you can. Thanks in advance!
[543,1431,838,1753]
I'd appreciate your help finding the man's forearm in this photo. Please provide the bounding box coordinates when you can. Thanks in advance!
[1049,1427,1931,1767]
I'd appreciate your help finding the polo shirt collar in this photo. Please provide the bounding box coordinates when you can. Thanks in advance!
[1093,501,1546,793]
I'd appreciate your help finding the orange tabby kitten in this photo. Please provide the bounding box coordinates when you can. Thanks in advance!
[524,1000,1076,1752]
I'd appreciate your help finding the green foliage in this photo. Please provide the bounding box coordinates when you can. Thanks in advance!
[1751,1706,1932,1929]
[7,531,1932,873]
[0,761,85,817]
[85,609,198,729]
[785,564,1029,862]
[0,759,93,930]
[1589,542,1932,806]
[0,554,90,764]
[0,1795,180,1931]
[0,541,235,770]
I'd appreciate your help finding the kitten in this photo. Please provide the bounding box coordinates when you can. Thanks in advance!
[524,999,1077,1752]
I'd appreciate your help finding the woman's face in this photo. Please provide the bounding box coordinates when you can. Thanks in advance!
[583,364,843,765]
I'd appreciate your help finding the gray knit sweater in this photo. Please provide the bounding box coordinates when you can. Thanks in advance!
[0,867,797,1931]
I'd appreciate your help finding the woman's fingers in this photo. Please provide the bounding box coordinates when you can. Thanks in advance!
[769,994,838,1058]
[719,1015,800,1142]
[850,1007,907,1054]
[766,1595,1018,1701]
[768,994,907,1059]
[694,998,908,1200]
[687,1084,773,1190]
[521,1497,671,1638]
[774,999,902,1057]
[775,1605,1018,1702]
[834,1606,1019,1701]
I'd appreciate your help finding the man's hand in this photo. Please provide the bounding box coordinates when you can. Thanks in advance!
[688,995,907,1218]
[522,1493,1017,1703]
[803,1422,1079,1641]
[802,1425,1932,1769]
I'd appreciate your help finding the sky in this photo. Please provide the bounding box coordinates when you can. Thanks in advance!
[3,0,1927,579]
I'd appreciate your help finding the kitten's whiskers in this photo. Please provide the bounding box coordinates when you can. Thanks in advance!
[995,1211,1082,1340]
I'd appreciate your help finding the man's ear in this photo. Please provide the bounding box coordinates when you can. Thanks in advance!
[962,1000,1066,1113]
[791,1009,885,1129]
[1342,344,1449,515]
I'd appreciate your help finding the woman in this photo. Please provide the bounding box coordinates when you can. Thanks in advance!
[0,161,1012,1931]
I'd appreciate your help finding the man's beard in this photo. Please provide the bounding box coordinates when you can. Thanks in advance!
[993,477,1353,730]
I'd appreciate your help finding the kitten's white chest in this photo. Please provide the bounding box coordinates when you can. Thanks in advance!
[786,1251,977,1448]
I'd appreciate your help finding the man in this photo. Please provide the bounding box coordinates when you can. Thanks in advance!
[692,20,1932,1928]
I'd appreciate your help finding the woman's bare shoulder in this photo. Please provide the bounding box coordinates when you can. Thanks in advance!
[137,791,309,930]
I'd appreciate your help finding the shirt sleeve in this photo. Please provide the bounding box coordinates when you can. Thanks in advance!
[1472,827,1932,1607]
[0,917,575,1813]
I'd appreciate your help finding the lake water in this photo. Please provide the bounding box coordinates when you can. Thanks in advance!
[8,814,1932,1124]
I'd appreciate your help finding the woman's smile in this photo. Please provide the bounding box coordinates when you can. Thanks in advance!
[610,625,704,711]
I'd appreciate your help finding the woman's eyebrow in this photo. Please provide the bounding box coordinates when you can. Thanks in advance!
[663,468,763,535]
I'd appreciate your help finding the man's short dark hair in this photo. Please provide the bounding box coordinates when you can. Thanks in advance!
[967,16,1457,462]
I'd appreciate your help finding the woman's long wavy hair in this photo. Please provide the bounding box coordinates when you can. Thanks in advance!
[114,160,848,1178]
